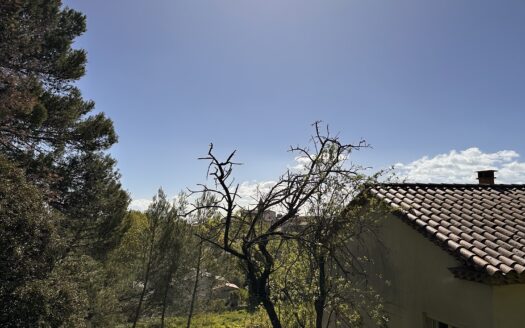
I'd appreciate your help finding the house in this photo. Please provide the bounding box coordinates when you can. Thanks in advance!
[365,170,525,328]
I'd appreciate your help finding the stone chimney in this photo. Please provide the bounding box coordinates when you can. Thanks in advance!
[477,170,496,185]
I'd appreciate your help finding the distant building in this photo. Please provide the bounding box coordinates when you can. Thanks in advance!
[239,208,277,222]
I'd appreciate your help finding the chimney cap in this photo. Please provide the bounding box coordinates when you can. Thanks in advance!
[477,169,497,176]
[477,170,497,185]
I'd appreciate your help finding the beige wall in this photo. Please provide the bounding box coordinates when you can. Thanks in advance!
[492,284,525,327]
[366,214,525,328]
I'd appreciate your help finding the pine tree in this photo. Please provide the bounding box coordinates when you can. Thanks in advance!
[0,0,129,259]
[0,1,129,326]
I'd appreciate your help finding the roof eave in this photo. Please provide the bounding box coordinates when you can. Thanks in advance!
[449,266,525,285]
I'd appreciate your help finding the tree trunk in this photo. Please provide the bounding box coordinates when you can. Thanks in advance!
[250,274,282,328]
[315,255,327,328]
[244,253,282,328]
[260,291,282,328]
[186,242,202,328]
[160,267,174,328]
[132,236,155,328]
[246,276,260,312]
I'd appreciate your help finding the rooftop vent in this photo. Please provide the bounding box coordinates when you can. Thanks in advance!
[477,170,496,185]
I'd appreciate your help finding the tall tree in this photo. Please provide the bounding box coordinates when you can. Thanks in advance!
[131,189,170,328]
[129,189,199,327]
[105,211,151,323]
[0,1,129,326]
[154,193,192,328]
[0,0,129,259]
[186,192,218,328]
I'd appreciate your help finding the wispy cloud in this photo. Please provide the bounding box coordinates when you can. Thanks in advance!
[394,147,525,184]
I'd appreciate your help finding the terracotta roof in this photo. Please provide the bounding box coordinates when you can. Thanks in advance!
[370,183,525,284]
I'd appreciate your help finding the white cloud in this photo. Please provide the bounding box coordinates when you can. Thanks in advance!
[289,156,311,172]
[288,153,349,172]
[236,180,277,207]
[394,147,525,184]
[129,198,152,212]
[129,193,190,212]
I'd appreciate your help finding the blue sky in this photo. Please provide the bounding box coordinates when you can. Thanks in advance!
[64,0,525,204]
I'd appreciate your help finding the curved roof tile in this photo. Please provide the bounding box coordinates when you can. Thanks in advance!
[371,183,525,284]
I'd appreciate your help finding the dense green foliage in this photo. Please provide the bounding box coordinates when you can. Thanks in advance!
[0,156,85,326]
[0,0,129,326]
[131,190,193,328]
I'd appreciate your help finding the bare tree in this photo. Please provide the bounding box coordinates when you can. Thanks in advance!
[191,122,366,328]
